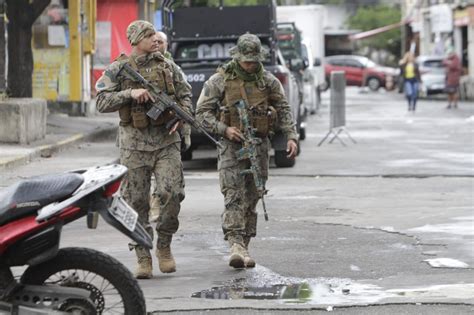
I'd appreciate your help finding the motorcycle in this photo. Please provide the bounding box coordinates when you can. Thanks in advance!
[0,164,152,314]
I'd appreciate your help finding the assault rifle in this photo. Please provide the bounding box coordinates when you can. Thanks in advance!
[117,62,222,148]
[234,100,269,221]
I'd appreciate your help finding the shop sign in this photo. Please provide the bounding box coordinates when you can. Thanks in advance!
[430,4,453,33]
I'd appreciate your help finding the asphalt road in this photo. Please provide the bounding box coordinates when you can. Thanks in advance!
[1,88,473,314]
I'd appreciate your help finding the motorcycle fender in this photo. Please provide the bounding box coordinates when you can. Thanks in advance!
[98,207,153,250]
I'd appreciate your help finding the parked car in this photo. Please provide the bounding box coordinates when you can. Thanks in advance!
[324,55,398,91]
[416,55,446,97]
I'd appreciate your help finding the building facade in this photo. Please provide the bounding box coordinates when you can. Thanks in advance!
[406,0,474,99]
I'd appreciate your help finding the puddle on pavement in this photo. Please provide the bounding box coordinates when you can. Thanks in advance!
[191,281,313,301]
[191,265,474,305]
[191,265,390,304]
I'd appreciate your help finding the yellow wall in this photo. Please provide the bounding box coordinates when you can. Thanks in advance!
[32,0,96,102]
[32,49,70,100]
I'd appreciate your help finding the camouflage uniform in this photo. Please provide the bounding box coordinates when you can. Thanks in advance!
[95,21,192,253]
[196,34,297,265]
[149,46,190,222]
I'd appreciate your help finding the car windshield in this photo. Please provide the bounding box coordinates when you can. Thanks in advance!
[423,59,444,68]
[419,58,445,73]
[174,41,272,67]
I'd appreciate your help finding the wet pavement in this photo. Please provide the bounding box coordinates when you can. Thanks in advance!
[1,88,473,313]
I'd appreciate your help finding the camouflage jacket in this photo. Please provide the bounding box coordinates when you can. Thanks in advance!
[95,52,193,151]
[195,68,298,142]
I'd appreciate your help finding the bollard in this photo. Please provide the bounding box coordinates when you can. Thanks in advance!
[318,71,356,146]
[330,71,346,130]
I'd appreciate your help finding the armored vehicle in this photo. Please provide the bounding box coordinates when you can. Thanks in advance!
[161,0,303,167]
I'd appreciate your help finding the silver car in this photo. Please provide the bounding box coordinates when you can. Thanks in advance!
[417,55,446,97]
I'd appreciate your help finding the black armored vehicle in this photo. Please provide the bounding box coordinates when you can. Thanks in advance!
[161,0,303,167]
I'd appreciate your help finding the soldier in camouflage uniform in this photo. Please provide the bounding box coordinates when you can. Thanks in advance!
[196,33,298,268]
[156,31,173,60]
[149,30,190,223]
[95,20,193,279]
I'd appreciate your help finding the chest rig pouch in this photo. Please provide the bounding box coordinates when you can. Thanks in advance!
[220,77,277,137]
[119,56,177,129]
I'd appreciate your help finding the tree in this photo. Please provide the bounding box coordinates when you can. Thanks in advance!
[0,1,5,95]
[6,0,50,98]
[347,4,401,57]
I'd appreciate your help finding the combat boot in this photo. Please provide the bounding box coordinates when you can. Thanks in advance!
[134,247,152,279]
[243,237,256,268]
[229,243,246,268]
[156,246,176,273]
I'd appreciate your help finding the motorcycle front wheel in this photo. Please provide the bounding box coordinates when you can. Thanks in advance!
[21,247,146,315]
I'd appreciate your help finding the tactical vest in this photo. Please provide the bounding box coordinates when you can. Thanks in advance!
[220,75,277,137]
[117,54,177,129]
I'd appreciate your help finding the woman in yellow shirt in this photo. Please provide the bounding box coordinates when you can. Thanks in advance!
[399,52,421,112]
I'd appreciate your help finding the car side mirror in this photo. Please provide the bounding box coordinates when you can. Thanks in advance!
[313,58,321,67]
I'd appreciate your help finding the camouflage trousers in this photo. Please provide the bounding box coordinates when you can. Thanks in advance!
[120,143,184,248]
[218,138,270,245]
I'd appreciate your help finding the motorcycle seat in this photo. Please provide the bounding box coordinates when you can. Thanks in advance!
[0,173,84,226]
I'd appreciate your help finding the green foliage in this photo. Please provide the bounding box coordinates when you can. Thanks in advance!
[348,4,401,56]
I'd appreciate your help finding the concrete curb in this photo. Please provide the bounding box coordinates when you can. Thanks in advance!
[0,126,117,171]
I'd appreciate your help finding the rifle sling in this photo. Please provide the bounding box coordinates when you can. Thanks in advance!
[239,83,252,131]
[238,82,251,111]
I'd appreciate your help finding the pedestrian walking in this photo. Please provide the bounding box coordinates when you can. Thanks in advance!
[399,52,421,112]
[443,49,462,109]
[95,20,193,279]
[196,33,298,268]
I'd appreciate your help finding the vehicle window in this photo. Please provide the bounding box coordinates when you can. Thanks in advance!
[175,42,271,64]
[328,59,344,66]
[177,42,235,60]
[423,60,444,68]
[345,59,362,68]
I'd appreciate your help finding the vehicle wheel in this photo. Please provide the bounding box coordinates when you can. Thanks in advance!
[274,150,295,168]
[21,247,146,315]
[299,127,306,141]
[367,77,381,91]
[321,79,330,91]
[311,87,321,115]
[181,148,193,161]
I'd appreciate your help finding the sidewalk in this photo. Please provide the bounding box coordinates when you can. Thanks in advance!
[0,112,118,171]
